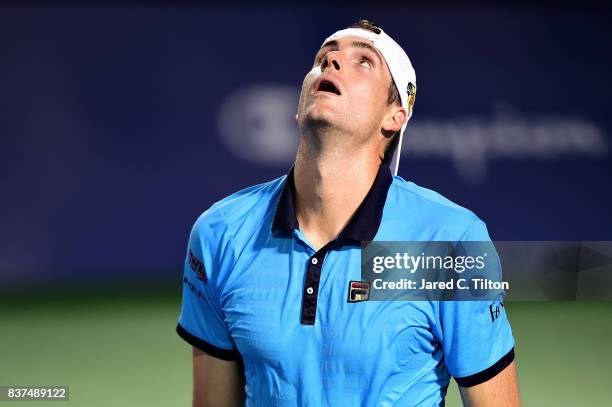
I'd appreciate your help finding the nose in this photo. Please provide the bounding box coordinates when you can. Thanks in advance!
[321,51,341,72]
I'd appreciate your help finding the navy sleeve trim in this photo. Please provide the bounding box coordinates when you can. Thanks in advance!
[455,347,515,387]
[176,324,240,361]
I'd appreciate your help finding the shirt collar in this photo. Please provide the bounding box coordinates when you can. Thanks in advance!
[272,164,393,242]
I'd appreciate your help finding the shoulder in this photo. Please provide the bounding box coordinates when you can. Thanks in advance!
[191,175,286,241]
[385,176,489,240]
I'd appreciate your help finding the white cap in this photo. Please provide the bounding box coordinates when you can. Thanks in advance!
[322,27,416,176]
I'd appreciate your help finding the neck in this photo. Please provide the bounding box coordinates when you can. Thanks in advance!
[293,135,381,250]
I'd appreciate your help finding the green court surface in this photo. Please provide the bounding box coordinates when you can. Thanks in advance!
[0,290,610,406]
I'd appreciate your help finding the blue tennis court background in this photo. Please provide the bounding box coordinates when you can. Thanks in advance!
[0,4,610,285]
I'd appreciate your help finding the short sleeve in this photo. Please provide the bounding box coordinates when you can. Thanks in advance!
[176,206,240,361]
[435,220,515,387]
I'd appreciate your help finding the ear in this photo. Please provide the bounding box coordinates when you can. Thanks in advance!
[382,105,407,133]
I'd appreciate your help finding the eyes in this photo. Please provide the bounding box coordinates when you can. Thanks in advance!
[315,52,374,70]
[357,57,372,69]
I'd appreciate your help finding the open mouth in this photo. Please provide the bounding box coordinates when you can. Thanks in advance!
[317,80,341,95]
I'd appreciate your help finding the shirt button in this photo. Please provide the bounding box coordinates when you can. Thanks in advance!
[306,287,314,295]
[311,258,318,265]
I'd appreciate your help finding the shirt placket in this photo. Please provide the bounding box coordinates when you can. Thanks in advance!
[300,241,336,325]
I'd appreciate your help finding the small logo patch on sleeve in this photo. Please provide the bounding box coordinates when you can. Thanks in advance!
[489,300,504,322]
[347,281,370,302]
[188,249,208,283]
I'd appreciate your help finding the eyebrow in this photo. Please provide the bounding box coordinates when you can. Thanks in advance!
[318,40,383,66]
[350,41,383,65]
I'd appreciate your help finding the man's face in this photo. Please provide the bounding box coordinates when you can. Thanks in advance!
[297,35,398,144]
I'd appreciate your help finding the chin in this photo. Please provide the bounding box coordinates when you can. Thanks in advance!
[303,102,341,124]
[300,114,334,135]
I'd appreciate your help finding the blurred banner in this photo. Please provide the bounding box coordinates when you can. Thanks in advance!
[0,5,610,284]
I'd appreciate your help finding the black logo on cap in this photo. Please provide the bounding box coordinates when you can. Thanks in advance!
[407,82,416,96]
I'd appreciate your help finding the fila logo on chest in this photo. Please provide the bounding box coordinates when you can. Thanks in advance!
[347,281,371,302]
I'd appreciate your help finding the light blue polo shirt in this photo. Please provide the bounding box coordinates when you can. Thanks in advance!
[177,164,515,406]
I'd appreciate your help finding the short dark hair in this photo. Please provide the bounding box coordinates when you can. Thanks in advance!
[348,19,402,163]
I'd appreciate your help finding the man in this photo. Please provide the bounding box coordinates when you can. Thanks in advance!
[177,20,520,406]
